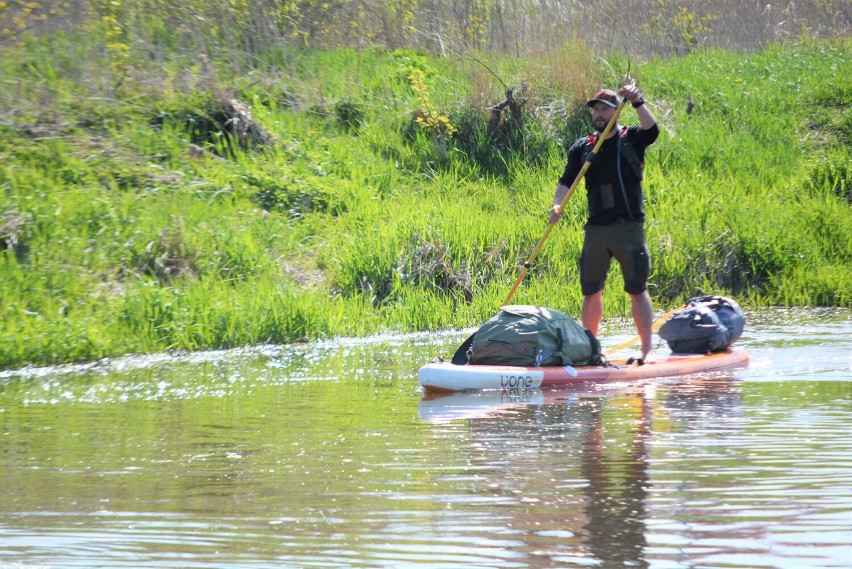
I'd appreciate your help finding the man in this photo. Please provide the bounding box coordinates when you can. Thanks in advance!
[549,85,659,363]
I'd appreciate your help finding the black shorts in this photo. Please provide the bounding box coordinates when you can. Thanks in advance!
[579,221,651,296]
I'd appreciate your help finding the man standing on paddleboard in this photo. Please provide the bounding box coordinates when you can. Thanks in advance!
[549,85,659,363]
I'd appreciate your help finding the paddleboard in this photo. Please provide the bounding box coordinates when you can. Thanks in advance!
[418,347,748,393]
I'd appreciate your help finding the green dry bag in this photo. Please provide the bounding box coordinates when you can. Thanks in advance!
[466,305,602,366]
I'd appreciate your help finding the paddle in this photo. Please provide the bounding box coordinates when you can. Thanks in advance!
[502,97,629,306]
[451,333,475,364]
[451,98,629,365]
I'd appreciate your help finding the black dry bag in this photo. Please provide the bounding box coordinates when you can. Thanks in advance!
[658,295,745,354]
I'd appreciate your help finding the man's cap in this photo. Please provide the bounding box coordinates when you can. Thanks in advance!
[586,89,620,108]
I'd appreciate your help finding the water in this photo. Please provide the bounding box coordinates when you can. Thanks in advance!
[1,308,850,568]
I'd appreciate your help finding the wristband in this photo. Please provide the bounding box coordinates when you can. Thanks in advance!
[632,98,645,108]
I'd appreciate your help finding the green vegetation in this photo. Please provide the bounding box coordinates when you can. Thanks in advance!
[0,17,849,368]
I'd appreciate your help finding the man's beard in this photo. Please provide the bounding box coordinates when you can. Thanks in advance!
[594,118,609,132]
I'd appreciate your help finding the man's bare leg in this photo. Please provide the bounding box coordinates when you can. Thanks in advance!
[630,290,654,361]
[582,291,604,337]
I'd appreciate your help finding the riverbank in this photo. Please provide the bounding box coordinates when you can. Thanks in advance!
[1,34,850,368]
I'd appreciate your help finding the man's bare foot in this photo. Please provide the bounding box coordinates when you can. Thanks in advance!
[628,352,656,365]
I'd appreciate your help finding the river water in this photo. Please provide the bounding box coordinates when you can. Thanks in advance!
[1,308,850,569]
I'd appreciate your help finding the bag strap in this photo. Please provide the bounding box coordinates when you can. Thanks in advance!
[536,327,564,367]
[583,328,603,364]
[555,328,564,364]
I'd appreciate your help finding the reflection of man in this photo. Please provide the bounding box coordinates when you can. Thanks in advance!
[429,387,654,567]
[580,394,651,568]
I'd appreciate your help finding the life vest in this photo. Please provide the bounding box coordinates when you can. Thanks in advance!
[585,126,645,181]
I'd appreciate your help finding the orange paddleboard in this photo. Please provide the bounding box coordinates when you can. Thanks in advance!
[418,348,749,393]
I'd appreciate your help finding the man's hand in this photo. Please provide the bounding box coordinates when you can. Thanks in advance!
[619,84,643,104]
[620,85,656,128]
[549,206,563,225]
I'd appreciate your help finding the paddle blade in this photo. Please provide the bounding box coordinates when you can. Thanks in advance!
[451,332,475,365]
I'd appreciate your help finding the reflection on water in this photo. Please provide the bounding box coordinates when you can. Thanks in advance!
[0,309,850,568]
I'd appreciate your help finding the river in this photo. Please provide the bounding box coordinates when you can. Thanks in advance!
[1,307,850,568]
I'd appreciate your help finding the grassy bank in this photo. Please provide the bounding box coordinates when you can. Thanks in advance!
[1,33,850,369]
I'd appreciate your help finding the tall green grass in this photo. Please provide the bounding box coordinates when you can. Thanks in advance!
[1,34,849,369]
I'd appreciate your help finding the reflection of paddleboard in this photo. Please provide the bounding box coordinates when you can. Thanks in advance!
[419,348,748,394]
[418,384,637,423]
[418,389,545,423]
